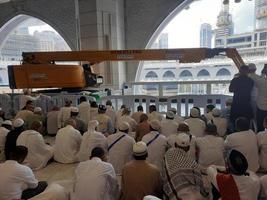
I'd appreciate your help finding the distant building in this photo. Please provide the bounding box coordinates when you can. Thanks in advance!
[158,33,168,48]
[255,0,267,30]
[200,23,212,48]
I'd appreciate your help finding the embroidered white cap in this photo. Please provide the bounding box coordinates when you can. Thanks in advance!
[190,108,199,118]
[150,120,161,131]
[34,107,42,113]
[71,107,79,113]
[88,120,99,130]
[133,141,148,156]
[118,121,130,131]
[13,118,24,128]
[169,107,177,113]
[175,133,190,147]
[166,111,175,119]
[2,120,12,126]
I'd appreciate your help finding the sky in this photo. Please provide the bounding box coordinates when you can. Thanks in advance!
[160,0,255,48]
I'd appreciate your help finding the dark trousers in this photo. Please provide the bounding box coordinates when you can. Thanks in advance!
[257,107,267,132]
[21,181,47,200]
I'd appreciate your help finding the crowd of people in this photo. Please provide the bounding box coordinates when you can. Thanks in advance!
[0,63,266,199]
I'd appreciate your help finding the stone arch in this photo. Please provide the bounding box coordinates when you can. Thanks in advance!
[145,71,159,79]
[179,70,193,78]
[0,13,74,51]
[197,69,210,77]
[163,70,176,79]
[216,68,231,76]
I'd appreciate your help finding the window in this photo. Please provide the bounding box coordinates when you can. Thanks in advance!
[145,71,158,79]
[260,32,267,40]
[197,69,210,77]
[216,68,231,76]
[163,70,175,79]
[179,70,193,78]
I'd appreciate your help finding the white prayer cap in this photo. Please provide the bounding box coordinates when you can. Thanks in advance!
[175,133,190,147]
[88,120,99,130]
[34,107,42,113]
[143,196,161,200]
[13,118,24,128]
[118,121,130,131]
[133,142,147,156]
[2,120,12,126]
[212,108,221,117]
[150,120,161,131]
[190,108,199,118]
[166,111,175,119]
[71,107,79,113]
[248,63,256,70]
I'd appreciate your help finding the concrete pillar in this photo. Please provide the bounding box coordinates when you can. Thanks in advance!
[78,0,126,89]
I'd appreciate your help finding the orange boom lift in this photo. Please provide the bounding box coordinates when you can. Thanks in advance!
[8,48,245,89]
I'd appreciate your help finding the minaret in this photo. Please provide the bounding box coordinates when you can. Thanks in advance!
[255,0,267,30]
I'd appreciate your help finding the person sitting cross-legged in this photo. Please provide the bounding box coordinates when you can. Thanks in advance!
[0,146,47,200]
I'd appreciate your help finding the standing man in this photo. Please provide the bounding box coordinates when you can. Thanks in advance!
[105,100,116,128]
[160,111,178,137]
[78,96,91,127]
[148,105,163,122]
[131,105,144,123]
[120,142,162,200]
[163,133,209,199]
[57,99,72,129]
[46,106,60,136]
[107,122,135,174]
[184,108,206,137]
[229,65,254,128]
[96,105,114,135]
[73,147,119,200]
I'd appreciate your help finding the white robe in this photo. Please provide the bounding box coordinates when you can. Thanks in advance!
[78,101,91,127]
[57,107,72,129]
[30,183,69,200]
[105,106,116,128]
[225,129,259,172]
[209,117,228,137]
[184,118,206,137]
[90,107,98,121]
[148,111,163,122]
[196,135,225,167]
[142,131,167,172]
[207,165,260,200]
[119,115,137,132]
[107,131,135,174]
[73,157,119,200]
[47,110,59,135]
[17,130,53,170]
[54,125,82,163]
[257,130,267,171]
[78,129,108,162]
[260,175,267,199]
[160,119,178,137]
[0,127,9,162]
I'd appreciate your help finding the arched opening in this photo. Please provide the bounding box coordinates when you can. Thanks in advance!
[163,70,176,80]
[0,15,71,87]
[216,68,231,76]
[197,69,210,77]
[145,71,158,79]
[179,70,193,78]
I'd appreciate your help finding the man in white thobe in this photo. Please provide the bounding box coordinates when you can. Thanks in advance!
[57,99,72,129]
[54,119,82,163]
[73,147,119,200]
[225,117,259,172]
[119,108,137,133]
[184,108,206,137]
[0,120,12,162]
[17,121,53,170]
[209,108,228,137]
[148,105,163,122]
[196,124,225,168]
[15,100,34,121]
[78,120,108,162]
[107,121,135,174]
[131,105,144,123]
[257,116,267,171]
[207,149,260,200]
[47,106,59,136]
[169,107,184,124]
[160,111,178,137]
[96,105,114,135]
[260,175,267,199]
[105,100,116,127]
[142,120,167,173]
[78,96,91,127]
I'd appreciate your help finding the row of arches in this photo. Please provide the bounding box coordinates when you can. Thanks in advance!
[144,68,232,80]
